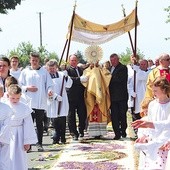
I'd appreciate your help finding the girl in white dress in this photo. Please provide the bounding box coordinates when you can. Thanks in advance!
[7,84,37,170]
[132,77,170,169]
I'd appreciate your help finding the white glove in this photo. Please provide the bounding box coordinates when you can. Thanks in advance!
[56,95,62,101]
[63,70,68,77]
[80,76,89,83]
[53,93,63,101]
[131,92,137,98]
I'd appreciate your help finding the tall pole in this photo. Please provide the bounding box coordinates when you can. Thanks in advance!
[133,0,138,112]
[57,1,77,115]
[134,0,138,59]
[38,12,43,47]
[121,4,135,55]
[65,1,77,64]
[59,39,68,67]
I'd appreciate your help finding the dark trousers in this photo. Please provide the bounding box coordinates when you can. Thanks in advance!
[53,116,66,143]
[43,111,50,131]
[110,100,128,137]
[68,100,87,136]
[131,108,141,122]
[32,109,45,145]
[131,108,141,135]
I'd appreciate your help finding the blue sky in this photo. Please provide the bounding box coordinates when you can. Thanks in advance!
[0,0,169,63]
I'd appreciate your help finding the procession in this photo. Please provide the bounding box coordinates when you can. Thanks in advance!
[0,0,170,170]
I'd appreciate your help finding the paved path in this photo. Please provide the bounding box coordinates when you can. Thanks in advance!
[28,113,139,170]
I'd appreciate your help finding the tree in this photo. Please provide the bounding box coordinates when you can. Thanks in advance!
[0,0,22,12]
[164,6,170,41]
[75,50,86,64]
[9,42,35,67]
[119,47,144,65]
[9,41,59,67]
[0,0,23,31]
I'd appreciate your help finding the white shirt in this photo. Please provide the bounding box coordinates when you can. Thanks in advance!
[18,66,53,110]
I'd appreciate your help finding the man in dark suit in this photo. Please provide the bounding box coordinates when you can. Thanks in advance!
[109,53,128,140]
[67,54,88,140]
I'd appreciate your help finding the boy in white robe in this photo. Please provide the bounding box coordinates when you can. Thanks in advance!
[6,84,37,170]
[9,55,21,80]
[0,85,12,170]
[18,52,53,151]
[1,76,31,106]
[46,60,73,144]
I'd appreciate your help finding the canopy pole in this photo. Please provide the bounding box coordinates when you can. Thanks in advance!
[121,4,135,55]
[134,0,138,59]
[57,1,77,116]
[65,1,77,65]
[133,0,138,112]
[59,39,68,67]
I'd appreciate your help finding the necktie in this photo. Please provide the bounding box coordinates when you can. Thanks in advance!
[74,67,80,77]
[71,66,80,77]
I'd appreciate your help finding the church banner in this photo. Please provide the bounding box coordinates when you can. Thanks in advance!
[67,9,139,45]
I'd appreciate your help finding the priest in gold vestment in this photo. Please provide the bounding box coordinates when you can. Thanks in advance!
[82,62,111,138]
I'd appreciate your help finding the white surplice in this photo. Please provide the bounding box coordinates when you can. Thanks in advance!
[8,101,37,170]
[128,68,150,113]
[47,72,73,118]
[10,68,21,80]
[2,91,32,108]
[0,102,12,170]
[18,66,53,110]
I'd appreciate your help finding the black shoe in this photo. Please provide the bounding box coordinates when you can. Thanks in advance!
[79,129,84,137]
[122,135,127,138]
[61,138,66,143]
[44,127,48,133]
[121,133,127,138]
[80,133,84,137]
[73,135,79,140]
[94,135,101,139]
[53,140,59,144]
[113,136,121,140]
[36,143,44,152]
[61,141,66,144]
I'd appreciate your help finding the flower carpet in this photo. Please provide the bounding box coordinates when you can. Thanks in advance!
[50,130,137,170]
[28,112,139,170]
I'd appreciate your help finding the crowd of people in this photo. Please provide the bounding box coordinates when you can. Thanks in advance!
[0,52,170,169]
